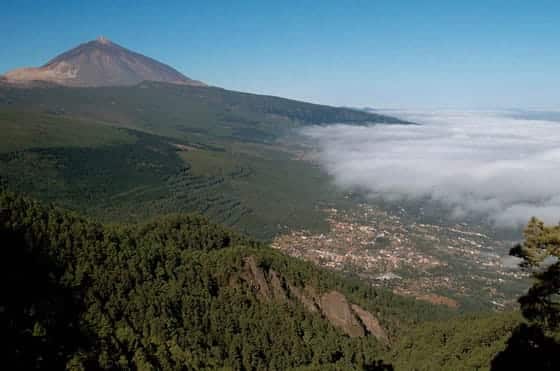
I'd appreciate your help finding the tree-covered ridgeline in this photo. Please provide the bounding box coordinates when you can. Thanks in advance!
[4,191,556,370]
[1,191,447,370]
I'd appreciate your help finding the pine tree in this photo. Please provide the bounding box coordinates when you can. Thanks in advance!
[492,217,560,370]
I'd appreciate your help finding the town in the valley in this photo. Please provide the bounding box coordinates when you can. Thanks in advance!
[272,203,529,310]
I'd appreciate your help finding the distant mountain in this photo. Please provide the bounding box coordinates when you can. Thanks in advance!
[0,80,410,239]
[2,36,205,87]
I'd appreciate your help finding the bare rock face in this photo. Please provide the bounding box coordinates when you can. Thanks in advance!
[319,291,366,337]
[313,291,389,341]
[287,283,320,313]
[3,36,205,87]
[351,304,388,342]
[238,256,388,341]
[241,256,272,300]
[268,270,288,302]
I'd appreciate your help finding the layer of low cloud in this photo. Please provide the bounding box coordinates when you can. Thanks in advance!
[301,110,560,228]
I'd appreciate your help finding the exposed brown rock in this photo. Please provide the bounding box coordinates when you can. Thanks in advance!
[237,256,387,340]
[287,283,319,313]
[351,304,388,342]
[319,291,365,338]
[303,285,322,306]
[241,256,271,299]
[269,269,287,302]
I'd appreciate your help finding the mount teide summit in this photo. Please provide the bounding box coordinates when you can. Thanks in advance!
[2,37,205,87]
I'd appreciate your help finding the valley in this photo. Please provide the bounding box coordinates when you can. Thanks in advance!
[0,83,390,239]
[1,33,557,370]
[0,83,532,311]
[272,202,529,311]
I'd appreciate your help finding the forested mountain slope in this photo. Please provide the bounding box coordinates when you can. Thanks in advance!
[1,192,531,370]
[0,82,407,139]
[2,191,465,370]
[0,83,408,240]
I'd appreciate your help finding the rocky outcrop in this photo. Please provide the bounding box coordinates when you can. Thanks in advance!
[286,283,320,313]
[268,269,287,302]
[319,291,366,337]
[238,256,388,342]
[241,256,272,299]
[351,304,388,342]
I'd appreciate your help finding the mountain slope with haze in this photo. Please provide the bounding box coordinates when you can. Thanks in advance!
[0,37,410,239]
[0,35,542,370]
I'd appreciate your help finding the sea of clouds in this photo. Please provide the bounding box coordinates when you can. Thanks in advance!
[301,110,560,229]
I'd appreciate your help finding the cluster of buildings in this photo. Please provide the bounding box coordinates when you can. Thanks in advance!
[272,204,529,309]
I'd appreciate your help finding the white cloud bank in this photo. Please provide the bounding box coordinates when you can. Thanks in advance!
[301,110,560,228]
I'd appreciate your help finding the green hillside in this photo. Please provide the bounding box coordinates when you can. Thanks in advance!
[0,83,406,240]
[0,82,407,140]
[388,312,521,370]
[1,192,520,370]
[2,84,550,370]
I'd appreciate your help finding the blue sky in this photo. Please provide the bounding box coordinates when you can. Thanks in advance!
[1,0,559,109]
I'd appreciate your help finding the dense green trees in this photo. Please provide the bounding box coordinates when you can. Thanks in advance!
[388,312,520,370]
[0,81,409,242]
[4,191,554,370]
[0,111,346,241]
[1,219,87,369]
[491,218,560,370]
[1,192,415,369]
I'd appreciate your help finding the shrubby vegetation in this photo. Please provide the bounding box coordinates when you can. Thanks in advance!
[388,312,521,370]
[0,82,409,241]
[0,191,442,370]
[389,218,560,370]
[2,75,558,370]
[490,218,560,370]
[3,192,558,370]
[0,111,352,240]
[0,83,407,138]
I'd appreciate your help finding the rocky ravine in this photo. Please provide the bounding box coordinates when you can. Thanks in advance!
[238,256,388,342]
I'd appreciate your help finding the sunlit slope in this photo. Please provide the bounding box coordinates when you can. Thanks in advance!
[0,83,406,239]
[0,191,444,370]
[0,82,407,139]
